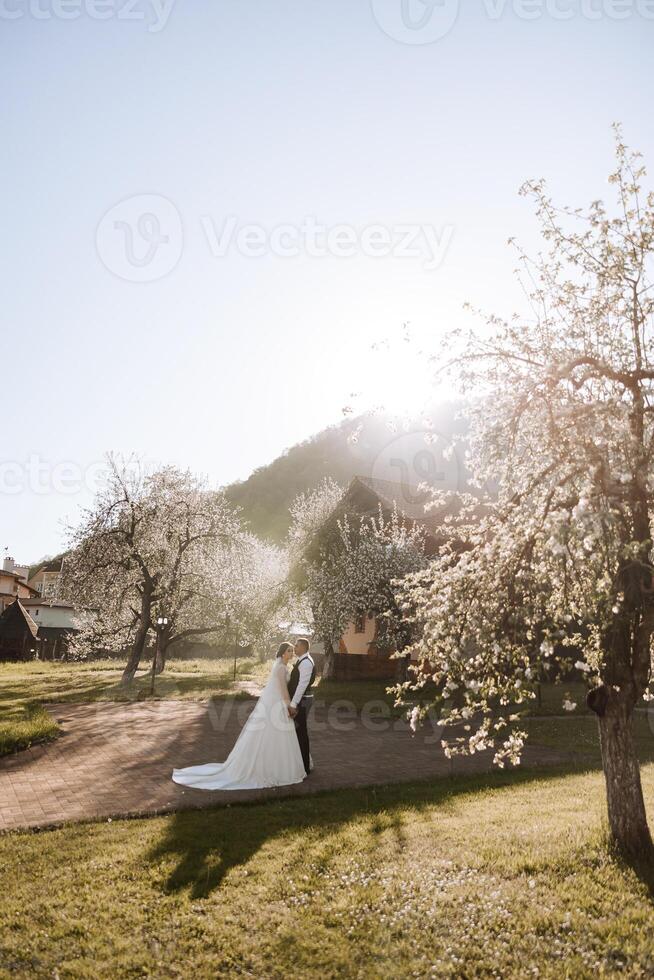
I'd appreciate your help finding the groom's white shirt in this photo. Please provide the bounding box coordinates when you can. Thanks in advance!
[290,655,314,709]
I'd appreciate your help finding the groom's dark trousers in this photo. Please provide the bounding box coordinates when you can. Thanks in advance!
[294,698,312,775]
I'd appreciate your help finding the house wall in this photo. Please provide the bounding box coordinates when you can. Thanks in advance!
[26,605,77,629]
[36,631,70,660]
[0,573,18,609]
[2,558,29,581]
[28,570,61,599]
[0,575,34,612]
[331,651,405,681]
[339,614,377,655]
[0,635,31,661]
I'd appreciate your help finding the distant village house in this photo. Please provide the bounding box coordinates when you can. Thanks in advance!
[307,477,445,682]
[0,555,78,661]
[0,557,39,612]
[27,556,64,599]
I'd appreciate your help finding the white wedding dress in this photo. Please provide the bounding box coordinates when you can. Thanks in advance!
[171,659,306,790]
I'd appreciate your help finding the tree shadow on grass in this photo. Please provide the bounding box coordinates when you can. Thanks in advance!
[146,764,603,901]
[525,714,654,899]
[627,853,654,901]
[0,676,123,714]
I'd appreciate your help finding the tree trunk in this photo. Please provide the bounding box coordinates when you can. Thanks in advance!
[322,639,336,680]
[155,638,168,675]
[121,592,151,686]
[594,689,653,860]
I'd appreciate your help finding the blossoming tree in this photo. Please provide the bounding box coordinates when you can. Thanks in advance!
[63,455,243,683]
[304,506,428,674]
[286,478,345,563]
[147,532,287,673]
[395,130,654,859]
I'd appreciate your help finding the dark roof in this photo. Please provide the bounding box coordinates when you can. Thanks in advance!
[340,476,456,538]
[41,558,63,572]
[350,476,437,525]
[301,476,450,568]
[0,599,39,639]
[29,556,64,578]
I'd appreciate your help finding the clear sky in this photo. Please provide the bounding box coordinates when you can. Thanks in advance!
[2,0,653,562]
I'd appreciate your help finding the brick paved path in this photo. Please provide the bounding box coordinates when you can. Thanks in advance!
[0,699,572,831]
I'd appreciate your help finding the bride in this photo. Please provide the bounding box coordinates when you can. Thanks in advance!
[172,642,307,790]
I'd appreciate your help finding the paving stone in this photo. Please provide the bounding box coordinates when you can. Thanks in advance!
[0,699,571,831]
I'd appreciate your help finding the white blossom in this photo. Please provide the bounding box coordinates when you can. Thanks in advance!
[391,131,654,818]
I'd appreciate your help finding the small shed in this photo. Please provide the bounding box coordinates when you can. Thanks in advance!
[0,599,79,661]
[0,600,40,661]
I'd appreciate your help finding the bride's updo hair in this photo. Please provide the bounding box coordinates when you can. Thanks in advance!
[276,641,294,659]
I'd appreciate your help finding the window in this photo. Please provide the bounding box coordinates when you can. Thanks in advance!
[354,613,366,634]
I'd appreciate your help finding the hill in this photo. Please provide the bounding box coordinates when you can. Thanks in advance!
[225,402,469,543]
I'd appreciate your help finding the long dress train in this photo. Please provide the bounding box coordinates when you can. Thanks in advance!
[171,659,306,790]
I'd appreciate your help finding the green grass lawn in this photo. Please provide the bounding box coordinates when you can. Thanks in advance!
[525,712,654,766]
[1,766,654,978]
[0,657,269,756]
[2,662,654,975]
[0,704,59,756]
[529,679,593,715]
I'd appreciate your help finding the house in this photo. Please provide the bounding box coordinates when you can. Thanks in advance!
[0,558,40,613]
[27,556,65,600]
[305,476,448,681]
[0,599,39,660]
[0,598,80,661]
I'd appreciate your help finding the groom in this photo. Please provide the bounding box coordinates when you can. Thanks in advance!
[287,637,316,775]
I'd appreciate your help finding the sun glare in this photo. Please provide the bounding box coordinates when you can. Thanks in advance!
[356,336,444,419]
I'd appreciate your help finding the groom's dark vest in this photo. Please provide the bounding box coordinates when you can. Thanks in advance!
[288,655,316,703]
